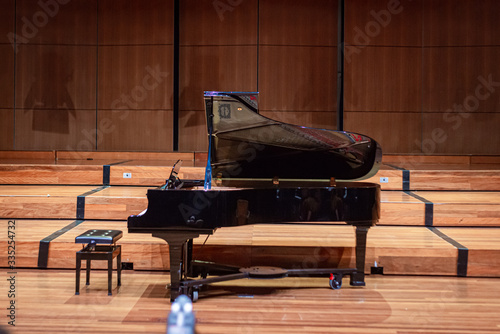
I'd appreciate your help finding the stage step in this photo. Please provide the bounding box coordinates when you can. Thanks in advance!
[1,185,499,227]
[380,190,500,227]
[0,185,151,220]
[1,152,499,281]
[2,219,500,278]
[0,160,205,186]
[0,152,499,191]
[365,162,500,191]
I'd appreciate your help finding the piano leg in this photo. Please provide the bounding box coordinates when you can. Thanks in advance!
[152,231,202,301]
[151,224,372,300]
[350,225,371,286]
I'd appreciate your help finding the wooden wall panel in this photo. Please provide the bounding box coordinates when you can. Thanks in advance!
[97,45,173,150]
[14,109,96,150]
[178,110,208,152]
[259,0,337,46]
[0,44,14,109]
[343,0,423,154]
[14,45,96,150]
[16,45,96,110]
[421,113,500,155]
[0,0,14,45]
[99,0,173,45]
[179,46,257,111]
[345,0,422,46]
[98,46,173,110]
[424,0,500,46]
[178,45,257,151]
[345,111,422,154]
[97,110,173,151]
[178,0,257,151]
[1,1,15,150]
[97,1,174,152]
[258,0,337,133]
[259,46,337,114]
[423,47,500,113]
[2,0,498,155]
[345,46,421,112]
[420,0,500,155]
[0,109,14,150]
[180,0,257,46]
[15,0,97,45]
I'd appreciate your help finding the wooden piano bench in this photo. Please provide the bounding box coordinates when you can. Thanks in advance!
[75,230,122,296]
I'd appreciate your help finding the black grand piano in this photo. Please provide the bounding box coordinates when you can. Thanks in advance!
[128,91,382,301]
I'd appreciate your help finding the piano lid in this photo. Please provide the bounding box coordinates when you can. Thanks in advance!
[204,91,382,182]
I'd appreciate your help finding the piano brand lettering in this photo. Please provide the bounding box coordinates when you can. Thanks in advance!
[218,104,231,119]
[7,0,71,53]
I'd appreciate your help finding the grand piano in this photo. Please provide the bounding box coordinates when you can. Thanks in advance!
[128,91,382,301]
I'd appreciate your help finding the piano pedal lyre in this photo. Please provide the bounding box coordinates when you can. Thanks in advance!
[330,177,336,187]
[215,172,223,187]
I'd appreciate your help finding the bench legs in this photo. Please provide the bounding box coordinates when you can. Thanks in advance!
[76,245,121,296]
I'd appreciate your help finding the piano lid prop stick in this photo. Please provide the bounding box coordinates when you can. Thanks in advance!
[204,114,213,190]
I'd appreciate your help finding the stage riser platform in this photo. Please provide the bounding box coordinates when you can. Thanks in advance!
[2,219,500,279]
[0,164,203,187]
[1,155,500,191]
[2,185,500,228]
[1,165,499,191]
[1,152,500,280]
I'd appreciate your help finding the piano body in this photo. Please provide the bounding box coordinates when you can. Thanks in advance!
[128,91,382,301]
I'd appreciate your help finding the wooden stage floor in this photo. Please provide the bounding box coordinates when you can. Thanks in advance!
[1,269,500,333]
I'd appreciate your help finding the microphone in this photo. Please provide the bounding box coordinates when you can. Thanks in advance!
[167,295,196,334]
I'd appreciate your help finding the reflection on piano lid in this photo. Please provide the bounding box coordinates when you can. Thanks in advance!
[204,91,382,184]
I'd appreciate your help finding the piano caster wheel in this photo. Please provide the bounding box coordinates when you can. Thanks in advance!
[186,288,199,302]
[329,274,342,290]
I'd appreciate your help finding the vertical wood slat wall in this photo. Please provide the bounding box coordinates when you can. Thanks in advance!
[178,0,258,151]
[14,0,98,151]
[98,0,174,151]
[0,0,15,150]
[258,0,338,132]
[345,0,500,155]
[0,0,499,154]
